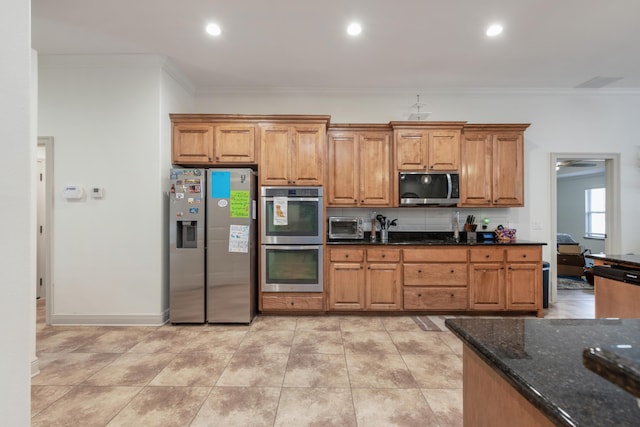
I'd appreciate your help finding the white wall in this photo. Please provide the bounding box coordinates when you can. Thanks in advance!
[557,173,606,254]
[193,90,640,261]
[38,55,193,324]
[0,0,32,423]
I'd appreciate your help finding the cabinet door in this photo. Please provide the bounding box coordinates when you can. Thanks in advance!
[460,133,492,206]
[366,262,402,310]
[492,132,524,206]
[429,130,460,171]
[329,262,365,310]
[506,263,540,310]
[290,125,324,186]
[214,124,256,163]
[359,132,392,206]
[469,263,504,310]
[172,124,214,164]
[395,130,427,170]
[327,132,358,205]
[260,125,291,185]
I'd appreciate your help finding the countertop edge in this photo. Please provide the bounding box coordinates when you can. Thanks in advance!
[583,347,640,399]
[444,319,577,427]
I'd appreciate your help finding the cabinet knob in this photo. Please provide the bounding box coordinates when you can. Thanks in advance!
[522,254,527,258]
[450,293,454,297]
[450,269,455,273]
[418,293,422,297]
[367,266,371,270]
[215,156,219,161]
[345,254,349,258]
[494,200,498,203]
[418,269,422,273]
[290,301,294,306]
[382,254,386,258]
[485,254,490,258]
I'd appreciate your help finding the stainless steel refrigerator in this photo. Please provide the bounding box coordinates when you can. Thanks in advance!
[169,168,257,324]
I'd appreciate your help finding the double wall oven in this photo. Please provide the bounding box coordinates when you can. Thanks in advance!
[260,187,323,292]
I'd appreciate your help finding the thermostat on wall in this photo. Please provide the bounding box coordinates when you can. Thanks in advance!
[91,187,105,199]
[63,186,84,200]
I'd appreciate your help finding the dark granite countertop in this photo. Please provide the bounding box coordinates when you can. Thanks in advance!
[327,231,546,246]
[585,253,640,269]
[583,345,640,399]
[445,318,640,427]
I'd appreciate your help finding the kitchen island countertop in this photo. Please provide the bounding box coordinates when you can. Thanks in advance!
[327,231,545,246]
[585,253,640,269]
[445,317,640,426]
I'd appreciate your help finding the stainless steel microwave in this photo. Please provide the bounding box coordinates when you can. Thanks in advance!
[399,172,460,206]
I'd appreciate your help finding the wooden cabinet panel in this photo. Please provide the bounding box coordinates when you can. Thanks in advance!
[469,263,505,310]
[260,123,324,186]
[403,247,468,263]
[506,246,542,262]
[172,124,214,164]
[404,287,468,310]
[404,263,467,286]
[262,294,324,311]
[329,248,364,262]
[359,132,392,205]
[429,131,460,171]
[328,261,365,310]
[327,128,391,207]
[327,132,358,205]
[506,263,540,310]
[395,131,427,170]
[595,276,640,318]
[214,124,256,163]
[367,248,401,262]
[469,247,505,263]
[493,133,524,206]
[290,125,324,186]
[366,262,402,310]
[460,125,528,207]
[260,125,291,185]
[459,133,492,206]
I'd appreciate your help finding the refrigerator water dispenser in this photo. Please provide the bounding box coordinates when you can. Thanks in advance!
[177,221,198,248]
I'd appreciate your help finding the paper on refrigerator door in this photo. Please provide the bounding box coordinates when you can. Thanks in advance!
[273,196,288,225]
[228,224,249,253]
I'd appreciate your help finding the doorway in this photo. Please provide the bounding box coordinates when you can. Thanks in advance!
[37,136,53,325]
[550,153,621,304]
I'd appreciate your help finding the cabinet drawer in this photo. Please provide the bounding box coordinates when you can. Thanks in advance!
[469,248,505,262]
[330,248,364,262]
[404,287,468,310]
[262,295,324,311]
[367,248,401,262]
[506,246,542,262]
[403,247,468,263]
[403,263,467,286]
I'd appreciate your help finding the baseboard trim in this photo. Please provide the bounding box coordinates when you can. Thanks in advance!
[51,309,169,326]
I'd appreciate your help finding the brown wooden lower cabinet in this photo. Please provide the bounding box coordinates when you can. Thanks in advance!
[595,275,640,318]
[261,294,324,311]
[404,287,468,310]
[463,346,554,427]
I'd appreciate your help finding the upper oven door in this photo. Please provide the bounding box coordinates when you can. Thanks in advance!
[261,187,323,244]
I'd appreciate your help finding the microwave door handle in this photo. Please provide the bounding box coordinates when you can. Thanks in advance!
[447,174,452,198]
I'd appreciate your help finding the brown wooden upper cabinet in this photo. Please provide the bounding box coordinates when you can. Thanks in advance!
[460,124,530,207]
[390,122,465,171]
[327,125,392,206]
[171,118,257,165]
[259,122,326,186]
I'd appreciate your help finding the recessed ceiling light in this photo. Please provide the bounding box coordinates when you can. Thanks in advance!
[206,23,222,36]
[486,24,503,37]
[347,22,362,36]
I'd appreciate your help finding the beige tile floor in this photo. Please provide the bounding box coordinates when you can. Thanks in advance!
[32,289,594,426]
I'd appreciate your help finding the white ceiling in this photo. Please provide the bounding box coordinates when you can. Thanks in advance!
[31,0,640,93]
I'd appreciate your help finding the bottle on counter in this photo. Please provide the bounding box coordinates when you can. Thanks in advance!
[370,211,377,242]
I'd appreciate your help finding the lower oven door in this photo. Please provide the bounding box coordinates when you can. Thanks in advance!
[261,245,323,292]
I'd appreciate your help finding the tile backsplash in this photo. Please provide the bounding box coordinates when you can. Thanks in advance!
[327,207,516,233]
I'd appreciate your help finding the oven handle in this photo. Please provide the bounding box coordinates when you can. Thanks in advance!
[262,244,323,250]
[262,197,321,202]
